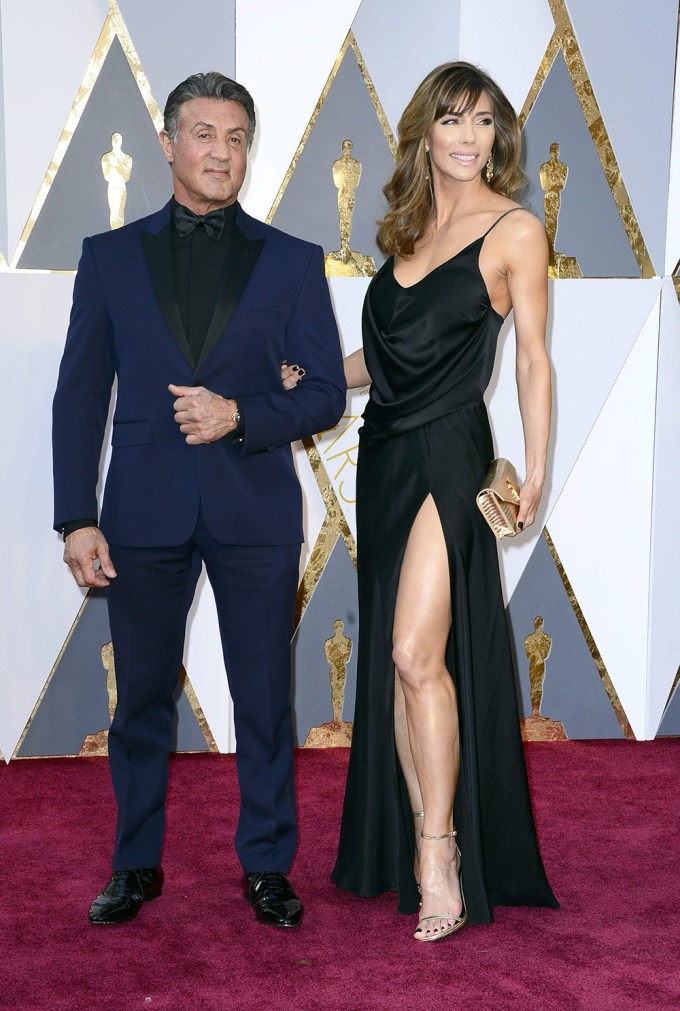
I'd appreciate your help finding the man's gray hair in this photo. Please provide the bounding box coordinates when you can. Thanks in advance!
[163,72,256,149]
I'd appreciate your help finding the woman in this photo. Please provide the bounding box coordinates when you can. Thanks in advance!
[288,61,557,941]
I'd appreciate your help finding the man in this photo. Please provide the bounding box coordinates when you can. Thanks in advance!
[52,72,346,928]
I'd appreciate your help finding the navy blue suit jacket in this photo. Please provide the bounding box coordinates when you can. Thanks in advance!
[53,201,346,547]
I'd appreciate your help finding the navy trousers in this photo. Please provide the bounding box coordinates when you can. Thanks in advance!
[105,508,300,874]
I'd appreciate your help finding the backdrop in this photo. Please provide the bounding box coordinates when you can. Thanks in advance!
[1,0,678,761]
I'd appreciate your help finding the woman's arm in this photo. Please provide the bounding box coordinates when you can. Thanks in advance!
[344,348,371,389]
[281,348,371,391]
[505,214,551,531]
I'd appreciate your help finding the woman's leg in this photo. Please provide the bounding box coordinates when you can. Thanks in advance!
[392,494,463,937]
[394,676,424,882]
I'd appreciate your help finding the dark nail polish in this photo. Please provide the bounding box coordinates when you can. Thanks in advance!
[298,369,306,376]
[518,521,524,530]
[292,365,299,372]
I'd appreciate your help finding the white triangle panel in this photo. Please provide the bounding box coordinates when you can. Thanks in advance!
[329,276,368,359]
[294,437,329,579]
[488,278,662,601]
[289,272,359,572]
[352,0,462,137]
[2,0,109,259]
[311,278,371,541]
[565,0,677,275]
[548,297,661,739]
[235,0,362,221]
[0,272,80,760]
[647,281,680,735]
[313,405,365,544]
[459,0,555,115]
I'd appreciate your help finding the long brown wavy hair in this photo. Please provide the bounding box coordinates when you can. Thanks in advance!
[377,62,524,259]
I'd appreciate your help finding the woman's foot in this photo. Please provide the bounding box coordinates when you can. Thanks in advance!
[414,829,466,942]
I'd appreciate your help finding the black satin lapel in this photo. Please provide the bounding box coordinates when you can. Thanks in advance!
[194,227,265,375]
[141,226,194,369]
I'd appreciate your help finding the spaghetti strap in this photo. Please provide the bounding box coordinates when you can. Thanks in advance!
[481,207,525,240]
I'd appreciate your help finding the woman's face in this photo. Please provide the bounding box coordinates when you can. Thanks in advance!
[425,91,495,186]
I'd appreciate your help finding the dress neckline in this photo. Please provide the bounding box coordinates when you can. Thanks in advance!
[391,207,524,293]
[389,242,506,323]
[391,234,484,291]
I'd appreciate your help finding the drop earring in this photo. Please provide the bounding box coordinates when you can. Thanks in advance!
[485,154,494,182]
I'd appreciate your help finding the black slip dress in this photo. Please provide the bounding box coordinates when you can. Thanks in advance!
[331,210,558,922]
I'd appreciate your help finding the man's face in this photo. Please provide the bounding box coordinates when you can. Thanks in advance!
[160,97,250,213]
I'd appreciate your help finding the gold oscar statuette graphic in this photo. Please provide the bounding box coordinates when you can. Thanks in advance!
[78,642,218,756]
[79,641,118,756]
[539,143,582,279]
[303,620,354,747]
[101,132,133,229]
[520,616,568,741]
[324,140,376,277]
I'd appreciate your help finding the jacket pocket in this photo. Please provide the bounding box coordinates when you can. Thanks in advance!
[111,420,152,447]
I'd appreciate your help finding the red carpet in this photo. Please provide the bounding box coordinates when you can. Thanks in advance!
[1,742,679,1010]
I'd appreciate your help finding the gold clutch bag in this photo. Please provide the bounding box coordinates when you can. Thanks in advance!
[476,458,521,540]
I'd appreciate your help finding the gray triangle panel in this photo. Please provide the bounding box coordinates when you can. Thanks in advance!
[291,537,358,746]
[272,45,393,265]
[116,0,236,118]
[657,678,680,736]
[17,591,209,757]
[506,533,623,739]
[18,37,171,270]
[522,51,640,278]
[564,0,677,273]
[17,591,113,756]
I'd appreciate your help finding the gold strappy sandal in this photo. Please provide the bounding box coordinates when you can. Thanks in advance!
[414,828,467,943]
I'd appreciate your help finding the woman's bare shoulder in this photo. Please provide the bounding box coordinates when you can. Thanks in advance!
[493,205,547,256]
[501,204,544,235]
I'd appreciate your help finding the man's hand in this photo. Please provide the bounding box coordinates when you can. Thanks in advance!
[63,527,116,588]
[169,384,237,445]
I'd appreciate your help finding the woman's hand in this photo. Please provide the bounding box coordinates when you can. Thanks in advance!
[517,475,544,532]
[280,360,305,389]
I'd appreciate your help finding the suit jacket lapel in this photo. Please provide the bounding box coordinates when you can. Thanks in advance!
[194,224,264,375]
[140,222,195,370]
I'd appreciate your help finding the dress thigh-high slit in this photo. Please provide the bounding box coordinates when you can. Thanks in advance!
[331,221,557,922]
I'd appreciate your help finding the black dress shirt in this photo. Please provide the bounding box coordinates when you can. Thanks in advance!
[171,197,237,364]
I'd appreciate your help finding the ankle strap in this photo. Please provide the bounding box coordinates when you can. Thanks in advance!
[421,829,457,840]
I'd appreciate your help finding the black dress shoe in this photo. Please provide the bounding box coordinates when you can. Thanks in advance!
[243,871,303,928]
[88,867,163,924]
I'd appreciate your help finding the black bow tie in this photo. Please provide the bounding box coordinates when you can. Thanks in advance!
[174,204,226,241]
